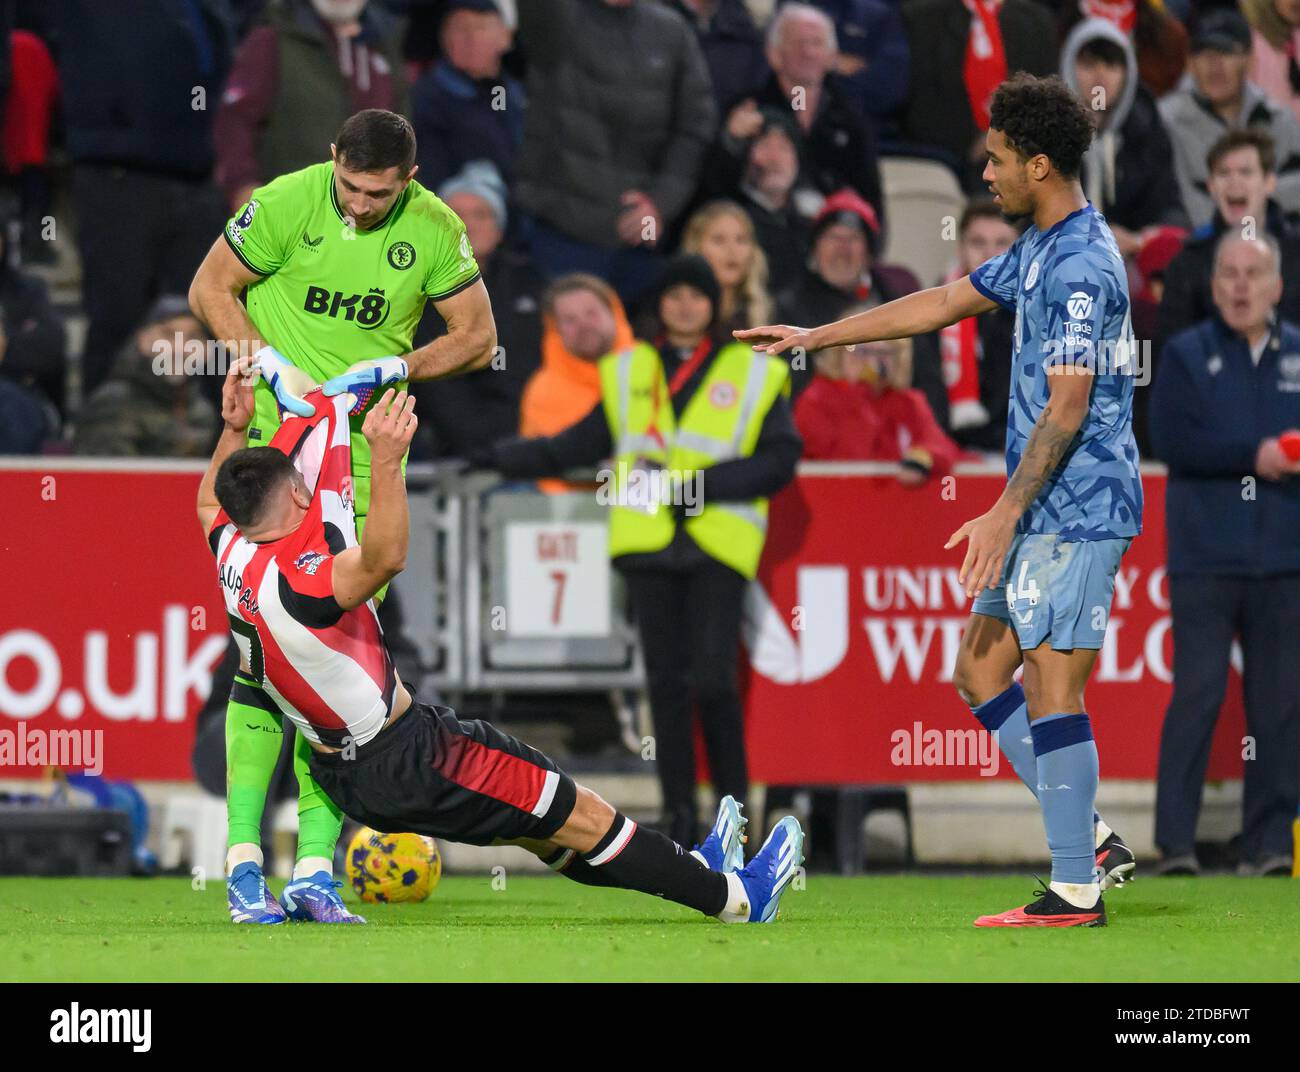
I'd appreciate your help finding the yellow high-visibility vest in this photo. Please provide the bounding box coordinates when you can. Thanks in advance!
[597,340,791,579]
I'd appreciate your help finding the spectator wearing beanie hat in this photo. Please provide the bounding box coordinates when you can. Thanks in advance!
[407,160,549,459]
[775,188,947,418]
[469,253,801,845]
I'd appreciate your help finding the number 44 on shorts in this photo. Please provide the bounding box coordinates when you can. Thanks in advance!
[1006,561,1040,622]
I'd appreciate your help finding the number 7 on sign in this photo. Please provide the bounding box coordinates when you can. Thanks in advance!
[550,570,567,627]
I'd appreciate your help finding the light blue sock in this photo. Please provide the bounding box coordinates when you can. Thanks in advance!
[1030,712,1099,885]
[971,683,1103,829]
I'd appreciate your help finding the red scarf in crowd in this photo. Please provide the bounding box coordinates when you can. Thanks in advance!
[1080,0,1137,35]
[963,0,1007,131]
[939,266,989,430]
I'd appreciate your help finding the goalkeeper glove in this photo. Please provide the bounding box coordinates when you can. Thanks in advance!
[252,346,315,418]
[321,356,410,416]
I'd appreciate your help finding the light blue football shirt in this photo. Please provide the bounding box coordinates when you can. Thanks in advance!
[969,203,1143,540]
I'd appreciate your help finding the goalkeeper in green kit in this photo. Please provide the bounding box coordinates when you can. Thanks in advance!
[189,109,497,923]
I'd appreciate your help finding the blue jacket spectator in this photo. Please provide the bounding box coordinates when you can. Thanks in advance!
[411,0,526,191]
[1151,313,1300,577]
[780,0,910,140]
[667,0,769,115]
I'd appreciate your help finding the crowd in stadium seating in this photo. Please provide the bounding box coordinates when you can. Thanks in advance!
[0,0,1298,477]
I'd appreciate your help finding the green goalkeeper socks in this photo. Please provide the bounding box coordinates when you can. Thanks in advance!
[224,674,342,868]
[292,728,342,862]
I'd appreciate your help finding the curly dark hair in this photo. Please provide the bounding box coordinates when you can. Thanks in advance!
[988,73,1095,180]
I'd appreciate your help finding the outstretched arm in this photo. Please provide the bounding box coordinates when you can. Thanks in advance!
[331,390,419,610]
[197,356,257,534]
[734,276,996,356]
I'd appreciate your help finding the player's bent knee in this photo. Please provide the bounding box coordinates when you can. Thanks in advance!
[552,785,616,853]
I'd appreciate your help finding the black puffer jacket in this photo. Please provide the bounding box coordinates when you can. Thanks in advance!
[514,0,716,249]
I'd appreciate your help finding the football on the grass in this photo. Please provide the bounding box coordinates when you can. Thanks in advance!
[345,827,441,903]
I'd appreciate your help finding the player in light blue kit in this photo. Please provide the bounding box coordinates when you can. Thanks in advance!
[737,73,1142,927]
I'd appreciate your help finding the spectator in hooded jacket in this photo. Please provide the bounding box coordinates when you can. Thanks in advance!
[1150,232,1300,877]
[1058,0,1189,98]
[55,0,233,392]
[410,0,525,193]
[1160,8,1300,229]
[213,0,409,213]
[795,333,959,482]
[1062,16,1189,257]
[716,4,884,226]
[900,0,1058,191]
[409,161,547,459]
[514,0,715,307]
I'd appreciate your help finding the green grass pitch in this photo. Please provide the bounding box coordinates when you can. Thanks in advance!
[2,874,1296,982]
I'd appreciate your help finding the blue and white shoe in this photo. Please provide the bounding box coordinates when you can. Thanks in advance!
[279,870,367,924]
[736,816,804,923]
[227,861,287,924]
[691,795,748,872]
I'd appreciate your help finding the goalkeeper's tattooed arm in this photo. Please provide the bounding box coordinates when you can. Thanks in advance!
[198,357,257,533]
[403,277,497,380]
[331,390,419,610]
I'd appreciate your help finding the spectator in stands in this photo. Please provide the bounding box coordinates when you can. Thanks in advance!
[900,0,1057,191]
[1150,232,1300,877]
[705,107,814,294]
[795,333,959,481]
[715,4,884,227]
[213,0,408,213]
[1244,0,1300,124]
[1160,8,1300,229]
[783,0,912,140]
[1059,0,1189,98]
[514,0,715,307]
[2,26,58,265]
[0,223,66,416]
[1157,129,1300,353]
[1062,17,1189,255]
[666,0,769,115]
[73,296,218,458]
[409,161,547,459]
[940,199,1018,453]
[681,200,774,334]
[775,188,945,416]
[470,254,802,846]
[55,0,233,392]
[518,274,635,494]
[410,0,525,193]
[0,319,51,455]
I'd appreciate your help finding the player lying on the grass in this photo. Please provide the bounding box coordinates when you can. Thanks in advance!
[189,109,497,922]
[196,360,804,925]
[738,73,1141,928]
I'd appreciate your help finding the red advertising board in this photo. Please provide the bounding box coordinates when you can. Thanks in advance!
[1,462,1246,785]
[1,464,226,779]
[743,466,1247,784]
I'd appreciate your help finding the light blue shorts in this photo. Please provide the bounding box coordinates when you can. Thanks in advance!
[970,533,1132,651]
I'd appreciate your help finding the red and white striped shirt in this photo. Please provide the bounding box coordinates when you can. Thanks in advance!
[209,392,395,748]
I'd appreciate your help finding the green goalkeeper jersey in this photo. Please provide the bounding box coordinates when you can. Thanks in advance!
[224,161,480,515]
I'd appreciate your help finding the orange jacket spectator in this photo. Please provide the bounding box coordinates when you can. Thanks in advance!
[519,274,635,491]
